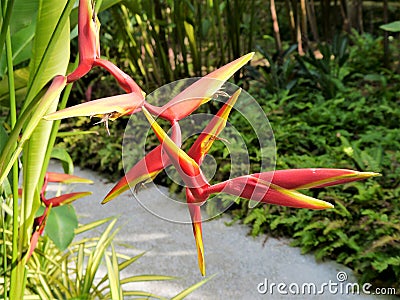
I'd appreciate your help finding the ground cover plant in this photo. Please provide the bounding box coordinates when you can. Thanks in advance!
[240,31,400,287]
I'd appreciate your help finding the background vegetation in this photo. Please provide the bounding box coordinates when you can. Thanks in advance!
[55,0,400,289]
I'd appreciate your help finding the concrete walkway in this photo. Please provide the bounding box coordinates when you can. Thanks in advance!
[49,161,393,299]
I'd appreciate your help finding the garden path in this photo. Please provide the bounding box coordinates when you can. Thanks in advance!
[49,160,393,300]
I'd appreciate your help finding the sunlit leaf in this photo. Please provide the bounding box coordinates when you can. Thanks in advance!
[51,147,75,174]
[45,204,78,250]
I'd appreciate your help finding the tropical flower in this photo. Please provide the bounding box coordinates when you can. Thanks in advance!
[66,0,101,83]
[27,172,92,260]
[45,53,253,135]
[140,97,379,275]
[102,54,254,202]
[43,0,144,134]
[44,92,145,134]
[143,53,254,122]
[66,0,143,97]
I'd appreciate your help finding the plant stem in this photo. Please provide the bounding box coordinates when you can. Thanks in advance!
[4,14,18,300]
[0,0,15,60]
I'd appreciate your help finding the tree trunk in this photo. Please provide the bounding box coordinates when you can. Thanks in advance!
[340,0,350,33]
[346,0,353,32]
[306,0,319,43]
[296,13,304,55]
[300,0,308,50]
[270,0,282,55]
[356,0,364,33]
[320,0,331,40]
[383,0,389,68]
[285,0,296,43]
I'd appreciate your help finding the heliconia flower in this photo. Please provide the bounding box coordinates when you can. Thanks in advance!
[67,0,100,83]
[44,92,144,121]
[29,188,91,261]
[103,89,243,275]
[43,192,93,207]
[94,58,144,96]
[102,146,166,203]
[66,0,145,97]
[19,188,92,206]
[206,175,333,209]
[44,92,145,134]
[186,189,206,276]
[144,53,254,122]
[102,121,182,203]
[103,89,241,203]
[142,107,210,201]
[205,169,380,209]
[28,206,51,260]
[262,168,380,190]
[141,88,242,201]
[41,171,93,205]
[46,172,94,184]
[27,172,93,261]
[142,93,240,276]
[28,189,91,260]
[44,0,146,133]
[188,88,241,164]
[18,172,92,199]
[184,89,241,275]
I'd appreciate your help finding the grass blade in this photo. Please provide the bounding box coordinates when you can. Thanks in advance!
[171,274,216,300]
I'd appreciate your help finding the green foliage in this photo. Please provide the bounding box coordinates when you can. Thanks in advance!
[45,205,78,251]
[56,118,125,181]
[1,216,204,299]
[295,34,351,98]
[230,32,400,288]
[96,0,261,90]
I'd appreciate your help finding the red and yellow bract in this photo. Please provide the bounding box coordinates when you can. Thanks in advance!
[27,172,92,260]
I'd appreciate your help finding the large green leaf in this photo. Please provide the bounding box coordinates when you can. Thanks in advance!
[26,0,72,105]
[0,67,29,105]
[45,204,78,250]
[0,24,36,76]
[100,0,124,11]
[8,0,39,34]
[0,0,38,62]
[21,0,72,237]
